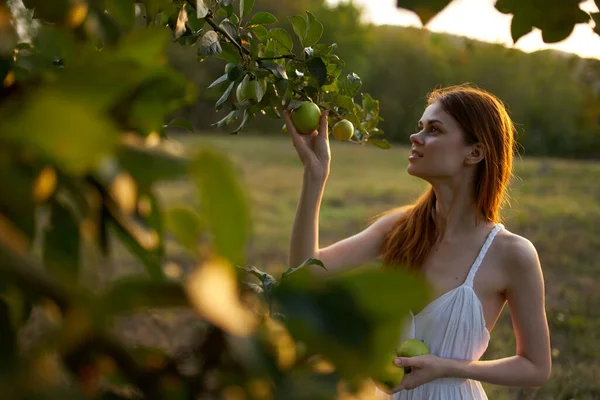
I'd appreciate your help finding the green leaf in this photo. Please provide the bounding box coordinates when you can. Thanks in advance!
[269,28,293,54]
[593,13,600,35]
[341,72,362,97]
[367,138,392,149]
[396,0,452,25]
[240,0,255,19]
[248,12,278,26]
[164,117,194,132]
[43,199,80,283]
[304,11,324,47]
[239,265,278,293]
[165,206,205,253]
[0,163,35,243]
[212,109,238,128]
[219,18,240,42]
[107,206,164,280]
[217,41,242,64]
[335,94,355,111]
[362,93,379,119]
[117,144,188,191]
[0,89,118,174]
[227,65,245,81]
[115,26,171,67]
[262,61,288,80]
[216,81,235,109]
[217,4,234,18]
[196,0,210,18]
[106,0,136,29]
[174,6,189,40]
[274,268,430,380]
[208,73,230,89]
[198,31,222,56]
[250,25,269,43]
[230,108,250,134]
[306,57,327,87]
[495,0,591,44]
[510,13,533,43]
[541,22,576,44]
[102,277,189,315]
[127,71,195,135]
[281,258,326,281]
[189,149,250,264]
[313,43,336,56]
[289,15,307,43]
[185,3,205,30]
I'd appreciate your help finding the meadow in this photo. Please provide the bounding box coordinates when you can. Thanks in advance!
[75,132,600,399]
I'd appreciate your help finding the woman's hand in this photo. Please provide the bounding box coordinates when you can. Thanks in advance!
[283,109,330,181]
[392,354,450,392]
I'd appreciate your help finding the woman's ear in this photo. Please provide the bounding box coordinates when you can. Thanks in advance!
[465,143,485,165]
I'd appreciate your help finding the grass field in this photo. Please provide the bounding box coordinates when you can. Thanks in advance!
[80,132,600,399]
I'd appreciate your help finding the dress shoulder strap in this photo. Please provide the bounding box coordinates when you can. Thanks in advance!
[465,223,504,287]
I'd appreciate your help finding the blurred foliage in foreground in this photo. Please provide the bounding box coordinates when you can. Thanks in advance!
[0,0,429,398]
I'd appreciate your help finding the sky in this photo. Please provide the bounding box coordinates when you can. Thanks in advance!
[325,0,600,60]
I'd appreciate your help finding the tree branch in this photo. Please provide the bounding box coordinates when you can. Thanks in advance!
[0,243,71,311]
[185,1,250,59]
[258,55,297,61]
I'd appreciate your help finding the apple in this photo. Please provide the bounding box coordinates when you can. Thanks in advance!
[372,350,405,394]
[397,339,430,374]
[236,74,267,102]
[290,101,321,134]
[332,119,354,141]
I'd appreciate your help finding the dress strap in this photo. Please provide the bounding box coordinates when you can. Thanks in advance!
[464,223,504,287]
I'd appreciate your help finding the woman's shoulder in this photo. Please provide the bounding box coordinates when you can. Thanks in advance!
[494,226,542,278]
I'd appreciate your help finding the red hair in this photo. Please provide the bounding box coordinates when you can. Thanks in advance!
[378,84,516,270]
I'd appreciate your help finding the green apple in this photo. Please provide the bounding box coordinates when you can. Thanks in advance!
[236,74,267,102]
[290,101,321,134]
[332,119,354,141]
[397,339,430,374]
[372,350,405,394]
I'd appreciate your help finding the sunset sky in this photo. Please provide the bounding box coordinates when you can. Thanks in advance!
[325,0,600,60]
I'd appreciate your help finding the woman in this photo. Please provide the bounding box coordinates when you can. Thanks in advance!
[283,84,551,399]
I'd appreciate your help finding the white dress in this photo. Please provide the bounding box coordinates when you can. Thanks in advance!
[377,223,504,400]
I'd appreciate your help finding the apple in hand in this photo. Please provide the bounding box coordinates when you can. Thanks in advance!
[397,339,430,373]
[290,101,321,134]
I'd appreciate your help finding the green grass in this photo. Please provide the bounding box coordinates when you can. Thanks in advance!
[121,132,599,399]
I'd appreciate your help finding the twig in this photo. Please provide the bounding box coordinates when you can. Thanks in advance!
[186,1,250,59]
[258,55,297,61]
[0,244,71,311]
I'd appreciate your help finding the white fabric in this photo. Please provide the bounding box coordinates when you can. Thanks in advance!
[377,224,504,400]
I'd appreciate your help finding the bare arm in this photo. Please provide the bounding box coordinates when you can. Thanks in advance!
[289,176,403,278]
[445,237,552,387]
[284,106,403,278]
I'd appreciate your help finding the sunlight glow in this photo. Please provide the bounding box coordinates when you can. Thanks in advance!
[326,0,600,60]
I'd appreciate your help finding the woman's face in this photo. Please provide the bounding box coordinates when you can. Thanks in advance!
[407,101,476,181]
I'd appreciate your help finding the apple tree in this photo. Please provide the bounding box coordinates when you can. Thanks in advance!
[0,0,428,399]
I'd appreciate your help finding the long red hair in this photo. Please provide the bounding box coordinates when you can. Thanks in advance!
[378,84,516,270]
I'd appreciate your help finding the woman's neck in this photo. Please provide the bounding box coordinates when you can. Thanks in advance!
[431,181,487,241]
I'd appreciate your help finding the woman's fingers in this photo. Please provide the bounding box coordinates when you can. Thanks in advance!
[317,110,329,140]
